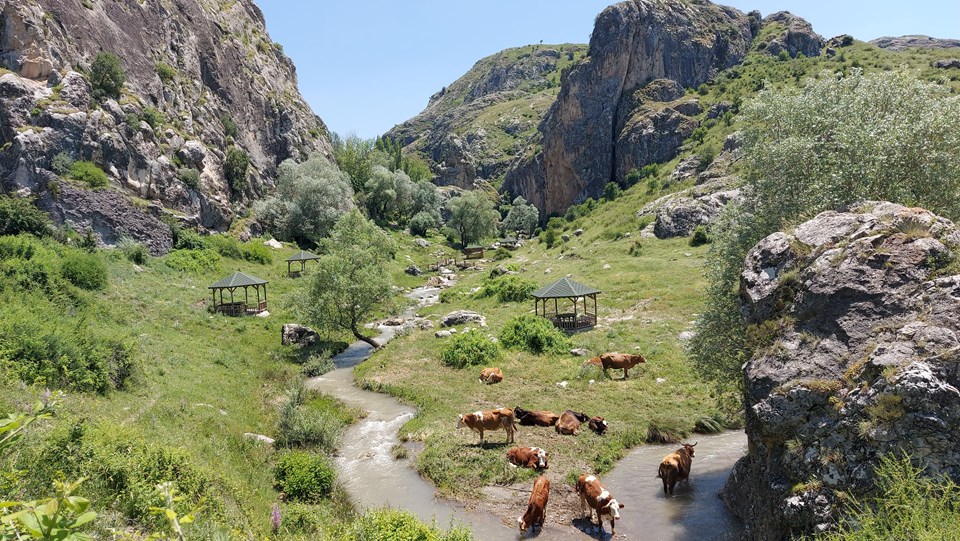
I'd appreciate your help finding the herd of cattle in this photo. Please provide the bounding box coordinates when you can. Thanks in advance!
[456,353,698,535]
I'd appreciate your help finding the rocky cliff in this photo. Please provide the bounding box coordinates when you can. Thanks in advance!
[722,202,960,539]
[386,44,587,189]
[0,0,331,251]
[501,0,755,218]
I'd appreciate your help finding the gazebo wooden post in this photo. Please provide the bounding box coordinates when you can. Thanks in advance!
[244,286,249,310]
[287,260,292,276]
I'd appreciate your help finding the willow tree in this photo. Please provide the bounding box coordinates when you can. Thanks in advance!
[301,210,397,348]
[691,69,960,391]
[446,190,499,247]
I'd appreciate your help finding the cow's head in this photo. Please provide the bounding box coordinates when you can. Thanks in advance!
[682,441,697,457]
[631,354,647,365]
[534,447,548,469]
[457,414,465,430]
[589,416,608,435]
[517,515,528,532]
[572,411,589,423]
[605,498,624,520]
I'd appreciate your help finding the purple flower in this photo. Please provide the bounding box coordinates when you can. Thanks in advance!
[271,503,281,532]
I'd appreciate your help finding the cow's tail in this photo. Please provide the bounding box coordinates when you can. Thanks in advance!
[656,463,664,479]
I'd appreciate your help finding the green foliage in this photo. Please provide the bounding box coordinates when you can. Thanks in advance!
[240,243,272,264]
[491,247,512,261]
[274,451,335,503]
[344,508,474,541]
[173,228,207,251]
[254,155,354,247]
[1,478,97,541]
[301,354,335,378]
[164,249,220,273]
[689,225,711,247]
[365,165,413,224]
[440,330,501,369]
[68,161,108,189]
[628,240,644,257]
[815,455,960,541]
[147,481,210,541]
[60,251,107,290]
[275,381,343,450]
[155,61,177,84]
[89,52,125,101]
[0,197,51,238]
[476,274,536,303]
[140,107,165,129]
[409,210,439,236]
[501,196,539,236]
[177,168,199,190]
[331,133,376,191]
[205,235,242,259]
[50,152,74,177]
[602,182,622,201]
[498,314,571,355]
[223,147,249,196]
[445,191,499,247]
[219,114,238,140]
[541,228,557,249]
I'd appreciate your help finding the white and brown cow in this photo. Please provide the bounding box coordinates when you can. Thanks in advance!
[657,442,697,495]
[555,410,589,435]
[457,407,515,444]
[575,473,624,536]
[479,367,503,384]
[518,475,550,533]
[506,446,549,470]
[588,416,608,435]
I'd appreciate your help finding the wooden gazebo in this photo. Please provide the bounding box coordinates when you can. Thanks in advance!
[500,236,519,250]
[209,271,268,316]
[463,244,484,259]
[532,276,600,332]
[286,250,320,277]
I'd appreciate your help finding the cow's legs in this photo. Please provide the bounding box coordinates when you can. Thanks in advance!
[579,493,587,519]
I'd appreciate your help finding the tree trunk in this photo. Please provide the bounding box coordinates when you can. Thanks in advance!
[351,324,380,349]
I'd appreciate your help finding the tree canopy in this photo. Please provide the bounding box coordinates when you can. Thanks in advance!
[501,196,539,236]
[446,191,499,248]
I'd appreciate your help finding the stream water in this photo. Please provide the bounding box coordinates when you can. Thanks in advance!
[306,286,748,540]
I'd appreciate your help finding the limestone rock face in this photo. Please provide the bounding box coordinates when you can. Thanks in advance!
[653,188,740,239]
[760,12,824,58]
[870,35,960,51]
[721,202,960,539]
[503,0,754,217]
[0,0,331,250]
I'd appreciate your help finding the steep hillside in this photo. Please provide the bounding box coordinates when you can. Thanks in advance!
[386,43,587,188]
[0,0,331,252]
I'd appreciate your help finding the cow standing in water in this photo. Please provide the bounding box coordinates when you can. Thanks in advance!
[457,408,515,444]
[575,473,624,535]
[657,442,697,495]
[589,352,646,379]
[518,475,550,533]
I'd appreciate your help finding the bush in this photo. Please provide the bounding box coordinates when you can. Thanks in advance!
[241,242,273,264]
[164,249,220,273]
[440,330,500,369]
[173,228,208,250]
[224,147,250,196]
[301,354,335,378]
[689,225,711,247]
[90,51,125,100]
[499,314,571,355]
[541,228,557,248]
[476,275,536,303]
[177,168,200,190]
[491,247,512,261]
[345,508,474,541]
[602,182,622,201]
[206,234,242,259]
[275,382,343,450]
[140,107,165,128]
[408,210,438,236]
[155,61,176,83]
[50,152,74,176]
[117,235,147,264]
[628,240,644,257]
[69,161,109,188]
[61,250,108,290]
[0,196,51,237]
[274,451,335,503]
[220,114,238,139]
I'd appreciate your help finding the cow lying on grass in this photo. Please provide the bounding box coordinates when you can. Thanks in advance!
[575,473,624,535]
[518,475,549,533]
[588,416,608,435]
[657,442,697,495]
[457,407,515,444]
[479,367,503,384]
[513,406,560,427]
[588,352,646,379]
[506,446,549,470]
[556,410,589,435]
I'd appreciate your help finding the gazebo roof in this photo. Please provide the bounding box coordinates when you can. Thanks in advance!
[209,271,268,289]
[286,250,320,262]
[532,276,601,299]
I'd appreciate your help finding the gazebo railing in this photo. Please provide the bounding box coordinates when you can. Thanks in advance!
[546,313,597,331]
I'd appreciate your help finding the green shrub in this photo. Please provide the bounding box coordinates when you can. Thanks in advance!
[499,314,571,355]
[602,182,622,201]
[173,228,208,250]
[440,330,501,369]
[178,167,200,190]
[628,240,644,257]
[275,382,342,450]
[90,51,125,100]
[241,242,272,264]
[476,275,536,303]
[274,451,335,503]
[206,234,242,259]
[689,225,711,247]
[301,354,335,378]
[220,114,238,139]
[140,106,165,128]
[345,508,474,541]
[541,228,557,249]
[50,152,74,176]
[164,249,220,273]
[491,247,512,261]
[116,235,147,264]
[61,250,108,290]
[408,210,438,236]
[224,147,249,196]
[69,161,109,188]
[155,61,176,83]
[0,196,51,237]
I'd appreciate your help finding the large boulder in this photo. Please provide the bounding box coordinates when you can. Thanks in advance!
[760,12,824,59]
[281,324,320,347]
[441,310,487,328]
[721,202,960,539]
[653,189,740,239]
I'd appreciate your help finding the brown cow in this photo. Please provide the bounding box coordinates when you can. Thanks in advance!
[575,473,624,536]
[518,475,550,533]
[506,446,549,470]
[457,408,515,444]
[588,416,608,435]
[591,352,647,379]
[479,367,503,384]
[657,442,697,495]
[555,410,589,435]
[514,407,561,427]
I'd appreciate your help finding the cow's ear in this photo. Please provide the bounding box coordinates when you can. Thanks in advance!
[619,503,625,508]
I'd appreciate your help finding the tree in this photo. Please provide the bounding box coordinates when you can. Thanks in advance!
[223,147,249,196]
[0,196,51,237]
[301,211,397,348]
[254,156,354,247]
[89,52,125,101]
[501,196,539,236]
[691,69,960,392]
[364,166,412,224]
[446,190,499,247]
[408,181,441,235]
[331,132,376,192]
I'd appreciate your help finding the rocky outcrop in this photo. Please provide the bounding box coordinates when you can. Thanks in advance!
[932,59,960,69]
[759,12,824,58]
[441,310,487,328]
[870,35,960,51]
[502,0,754,218]
[387,44,587,188]
[0,0,331,249]
[721,202,960,539]
[653,188,740,239]
[281,324,321,347]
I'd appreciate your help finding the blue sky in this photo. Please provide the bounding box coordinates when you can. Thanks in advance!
[257,1,960,140]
